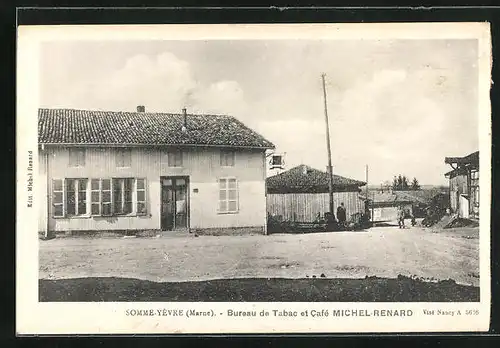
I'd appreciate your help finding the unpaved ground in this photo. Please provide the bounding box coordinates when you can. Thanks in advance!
[39,225,479,287]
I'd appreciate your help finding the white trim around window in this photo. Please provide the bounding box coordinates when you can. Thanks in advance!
[52,177,147,218]
[218,177,239,214]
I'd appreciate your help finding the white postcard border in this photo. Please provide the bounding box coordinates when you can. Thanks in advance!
[16,22,492,334]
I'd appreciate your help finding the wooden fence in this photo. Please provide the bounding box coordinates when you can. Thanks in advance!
[266,192,365,223]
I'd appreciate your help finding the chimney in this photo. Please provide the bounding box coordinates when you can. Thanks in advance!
[137,105,145,112]
[181,108,187,132]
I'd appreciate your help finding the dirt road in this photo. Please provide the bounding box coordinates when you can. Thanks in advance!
[39,226,480,286]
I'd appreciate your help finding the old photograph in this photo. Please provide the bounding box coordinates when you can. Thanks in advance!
[17,23,491,334]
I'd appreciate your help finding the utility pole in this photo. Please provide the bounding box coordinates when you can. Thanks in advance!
[322,73,334,216]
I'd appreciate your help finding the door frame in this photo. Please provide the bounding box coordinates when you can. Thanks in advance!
[160,175,190,231]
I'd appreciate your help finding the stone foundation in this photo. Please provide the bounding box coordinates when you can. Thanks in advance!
[191,226,265,236]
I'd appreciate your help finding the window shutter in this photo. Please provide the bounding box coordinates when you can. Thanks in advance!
[52,179,65,217]
[136,178,147,215]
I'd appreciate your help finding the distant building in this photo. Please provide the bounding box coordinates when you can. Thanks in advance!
[445,151,479,219]
[367,192,415,222]
[266,164,366,223]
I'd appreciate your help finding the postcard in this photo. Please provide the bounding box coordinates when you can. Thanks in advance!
[16,22,491,334]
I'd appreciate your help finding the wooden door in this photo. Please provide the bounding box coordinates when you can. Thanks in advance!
[161,177,188,231]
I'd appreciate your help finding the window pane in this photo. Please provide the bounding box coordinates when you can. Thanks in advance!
[53,180,63,191]
[78,203,87,215]
[137,190,145,202]
[54,204,63,217]
[228,179,237,189]
[78,179,87,190]
[77,192,86,203]
[137,202,146,214]
[67,195,76,215]
[102,191,111,202]
[124,202,133,214]
[176,178,186,186]
[162,179,172,186]
[228,201,237,212]
[219,179,227,189]
[228,189,237,200]
[91,204,100,215]
[102,203,111,215]
[124,189,133,202]
[91,179,100,190]
[67,191,75,206]
[125,178,133,191]
[137,179,145,190]
[67,179,75,191]
[219,200,227,212]
[219,189,227,200]
[102,179,111,190]
[54,192,63,204]
[91,191,100,202]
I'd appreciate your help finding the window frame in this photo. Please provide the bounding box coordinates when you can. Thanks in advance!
[168,149,183,167]
[65,178,89,217]
[51,178,147,218]
[220,149,236,167]
[116,148,132,168]
[218,177,239,214]
[112,178,134,215]
[68,148,86,167]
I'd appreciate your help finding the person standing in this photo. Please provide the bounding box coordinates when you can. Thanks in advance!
[337,203,347,228]
[397,206,406,229]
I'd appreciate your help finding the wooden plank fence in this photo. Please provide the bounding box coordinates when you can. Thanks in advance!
[267,192,365,223]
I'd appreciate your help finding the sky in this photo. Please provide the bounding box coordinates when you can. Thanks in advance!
[39,39,479,185]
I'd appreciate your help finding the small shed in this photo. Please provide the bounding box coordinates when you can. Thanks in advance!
[266,165,366,223]
[367,192,414,222]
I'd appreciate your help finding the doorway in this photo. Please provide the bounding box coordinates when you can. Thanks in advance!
[160,176,189,231]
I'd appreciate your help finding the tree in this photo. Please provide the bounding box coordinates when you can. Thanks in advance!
[396,175,403,190]
[392,174,410,190]
[411,177,420,190]
[392,176,398,191]
[402,175,409,190]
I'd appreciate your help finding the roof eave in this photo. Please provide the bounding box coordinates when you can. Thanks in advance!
[38,142,275,150]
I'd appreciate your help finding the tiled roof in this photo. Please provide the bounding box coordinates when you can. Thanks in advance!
[266,165,366,193]
[38,108,275,149]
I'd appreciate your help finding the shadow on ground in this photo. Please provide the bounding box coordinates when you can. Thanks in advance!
[39,276,479,302]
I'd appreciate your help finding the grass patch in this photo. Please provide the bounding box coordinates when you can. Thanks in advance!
[39,276,479,302]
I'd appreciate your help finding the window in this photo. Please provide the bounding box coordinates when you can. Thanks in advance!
[113,178,133,214]
[68,148,85,167]
[116,149,132,167]
[65,178,88,216]
[220,150,235,167]
[218,178,238,213]
[168,149,183,167]
[52,178,146,218]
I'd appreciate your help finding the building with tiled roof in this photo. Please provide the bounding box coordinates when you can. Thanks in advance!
[266,164,366,223]
[38,108,274,148]
[445,151,479,219]
[38,106,275,237]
